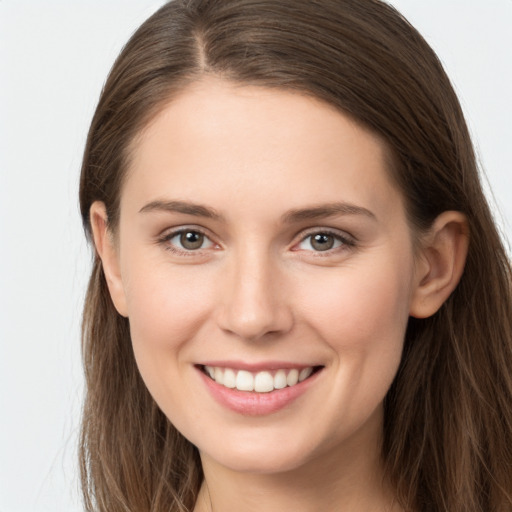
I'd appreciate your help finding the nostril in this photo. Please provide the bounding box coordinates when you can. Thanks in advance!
[216,303,294,342]
[215,266,294,341]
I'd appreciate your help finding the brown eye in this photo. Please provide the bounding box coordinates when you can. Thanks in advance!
[179,231,205,250]
[164,229,215,253]
[296,231,350,253]
[310,233,335,251]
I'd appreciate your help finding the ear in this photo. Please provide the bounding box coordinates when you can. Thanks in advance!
[89,201,128,317]
[409,211,469,318]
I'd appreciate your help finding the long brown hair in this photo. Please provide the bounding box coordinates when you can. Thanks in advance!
[79,1,512,510]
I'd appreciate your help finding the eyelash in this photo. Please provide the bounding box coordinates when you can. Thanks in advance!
[157,227,216,256]
[293,229,356,256]
[156,227,356,256]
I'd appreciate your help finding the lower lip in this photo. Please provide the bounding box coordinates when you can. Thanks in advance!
[197,367,322,416]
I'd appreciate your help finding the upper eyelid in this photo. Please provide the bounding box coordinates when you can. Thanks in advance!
[156,226,218,250]
[293,226,356,243]
[159,225,213,240]
[290,228,357,256]
[156,225,355,249]
[157,227,218,256]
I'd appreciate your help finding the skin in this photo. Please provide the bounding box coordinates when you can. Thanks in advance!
[91,78,468,512]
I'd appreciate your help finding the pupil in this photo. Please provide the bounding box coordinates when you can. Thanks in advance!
[312,234,334,251]
[181,231,203,250]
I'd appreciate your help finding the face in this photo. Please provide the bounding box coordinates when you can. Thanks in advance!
[104,78,423,475]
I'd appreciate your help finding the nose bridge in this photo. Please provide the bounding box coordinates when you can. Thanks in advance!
[217,242,292,341]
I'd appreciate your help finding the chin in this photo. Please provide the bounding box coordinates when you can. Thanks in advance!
[196,426,328,475]
[204,447,311,475]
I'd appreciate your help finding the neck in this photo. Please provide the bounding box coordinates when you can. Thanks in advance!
[194,410,400,512]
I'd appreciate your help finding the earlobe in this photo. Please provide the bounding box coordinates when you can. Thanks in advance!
[89,201,128,317]
[409,211,469,319]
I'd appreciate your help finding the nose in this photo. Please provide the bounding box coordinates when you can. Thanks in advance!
[216,248,293,342]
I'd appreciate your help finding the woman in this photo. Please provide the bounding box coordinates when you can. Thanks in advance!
[79,1,512,511]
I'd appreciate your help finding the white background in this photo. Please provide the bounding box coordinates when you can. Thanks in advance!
[0,1,510,511]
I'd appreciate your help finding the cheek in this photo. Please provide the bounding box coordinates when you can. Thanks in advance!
[290,258,413,443]
[121,265,220,439]
[299,261,411,341]
[295,252,413,396]
[124,258,212,343]
[120,252,216,397]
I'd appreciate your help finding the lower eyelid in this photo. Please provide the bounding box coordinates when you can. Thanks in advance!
[157,228,355,255]
[294,232,354,251]
[158,228,215,251]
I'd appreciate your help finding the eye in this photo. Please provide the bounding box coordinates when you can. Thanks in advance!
[296,231,352,252]
[163,229,216,252]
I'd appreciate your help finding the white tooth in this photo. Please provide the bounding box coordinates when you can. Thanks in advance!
[287,369,299,386]
[254,371,274,393]
[214,367,224,385]
[236,370,254,391]
[223,368,236,388]
[205,366,215,379]
[299,367,313,382]
[274,369,287,389]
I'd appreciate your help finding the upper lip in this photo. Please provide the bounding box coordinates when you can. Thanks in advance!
[196,360,323,372]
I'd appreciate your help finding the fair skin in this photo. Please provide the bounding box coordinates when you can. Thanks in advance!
[91,78,468,512]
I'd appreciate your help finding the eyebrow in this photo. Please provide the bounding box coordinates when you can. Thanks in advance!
[139,200,224,220]
[139,199,376,223]
[281,202,376,223]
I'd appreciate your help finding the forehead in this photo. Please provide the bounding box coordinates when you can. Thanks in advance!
[123,78,404,222]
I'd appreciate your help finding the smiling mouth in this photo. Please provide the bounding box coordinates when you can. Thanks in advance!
[200,365,323,393]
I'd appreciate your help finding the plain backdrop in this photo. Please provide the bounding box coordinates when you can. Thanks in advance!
[0,1,510,511]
